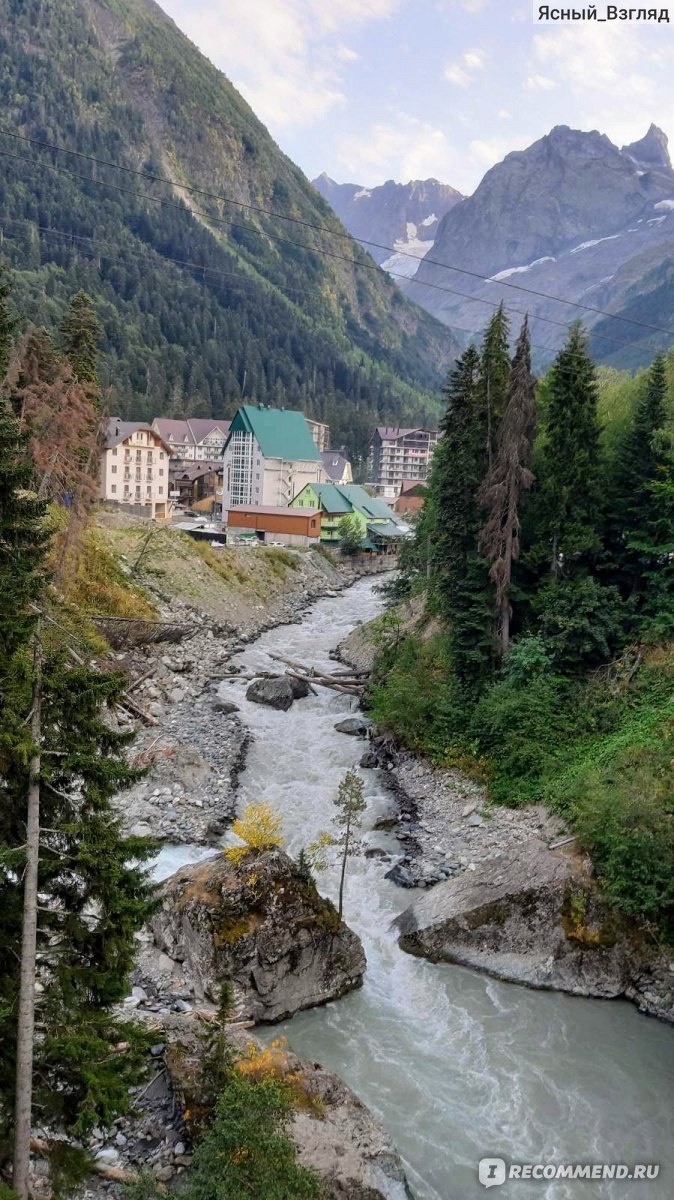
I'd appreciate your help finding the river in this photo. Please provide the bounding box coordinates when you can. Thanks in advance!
[154,575,674,1200]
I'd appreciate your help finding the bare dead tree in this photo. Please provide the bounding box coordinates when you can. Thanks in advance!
[479,317,537,659]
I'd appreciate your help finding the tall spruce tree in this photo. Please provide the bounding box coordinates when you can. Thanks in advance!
[610,353,674,622]
[478,303,511,469]
[0,403,155,1187]
[0,267,17,384]
[533,323,603,575]
[434,345,493,688]
[480,317,537,658]
[59,291,102,391]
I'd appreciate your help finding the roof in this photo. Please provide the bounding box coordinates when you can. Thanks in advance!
[296,482,402,524]
[337,485,401,522]
[228,505,321,517]
[227,405,321,462]
[367,519,405,539]
[399,479,427,495]
[321,451,350,481]
[187,418,231,442]
[152,418,230,445]
[372,426,439,443]
[298,483,352,514]
[170,461,222,482]
[105,419,169,452]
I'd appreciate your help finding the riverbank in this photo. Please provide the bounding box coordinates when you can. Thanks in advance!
[104,524,391,843]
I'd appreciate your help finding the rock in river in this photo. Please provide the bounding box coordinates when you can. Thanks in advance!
[151,850,366,1022]
[394,841,654,999]
[246,676,295,710]
[334,716,371,737]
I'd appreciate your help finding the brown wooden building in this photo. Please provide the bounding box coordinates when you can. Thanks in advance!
[227,505,322,546]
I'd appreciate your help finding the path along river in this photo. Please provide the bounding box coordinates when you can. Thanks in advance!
[155,576,674,1200]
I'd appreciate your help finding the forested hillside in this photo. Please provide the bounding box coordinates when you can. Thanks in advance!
[0,0,456,461]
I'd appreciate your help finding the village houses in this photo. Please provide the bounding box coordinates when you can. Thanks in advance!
[101,419,172,519]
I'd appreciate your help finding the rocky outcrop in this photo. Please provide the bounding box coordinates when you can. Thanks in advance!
[151,850,366,1022]
[395,843,657,1000]
[335,716,371,736]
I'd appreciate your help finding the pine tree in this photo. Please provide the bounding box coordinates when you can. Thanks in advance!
[480,317,537,658]
[478,303,511,469]
[332,770,366,920]
[533,323,603,575]
[434,346,493,688]
[0,266,17,383]
[611,353,674,622]
[0,404,155,1185]
[59,291,102,391]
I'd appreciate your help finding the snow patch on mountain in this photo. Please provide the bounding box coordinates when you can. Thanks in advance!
[654,199,674,211]
[381,237,435,280]
[353,188,371,200]
[420,213,438,226]
[490,256,556,282]
[570,234,621,254]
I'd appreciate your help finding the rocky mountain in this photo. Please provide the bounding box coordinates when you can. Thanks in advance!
[312,174,463,278]
[0,0,456,460]
[405,124,674,368]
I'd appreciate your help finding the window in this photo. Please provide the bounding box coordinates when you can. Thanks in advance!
[111,464,117,474]
[112,447,117,456]
[160,452,165,460]
[310,519,316,528]
[159,468,164,476]
[158,486,163,495]
[111,484,117,494]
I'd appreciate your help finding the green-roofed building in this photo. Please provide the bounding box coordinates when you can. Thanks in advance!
[291,481,408,553]
[223,404,323,512]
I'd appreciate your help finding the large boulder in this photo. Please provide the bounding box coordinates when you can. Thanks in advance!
[395,842,650,998]
[246,676,295,710]
[151,851,366,1022]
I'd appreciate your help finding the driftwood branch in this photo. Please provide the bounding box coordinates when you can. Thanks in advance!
[222,653,366,697]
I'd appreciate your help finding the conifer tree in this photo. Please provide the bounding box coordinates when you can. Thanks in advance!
[0,266,17,383]
[533,323,603,575]
[611,353,674,621]
[478,303,511,468]
[59,291,102,391]
[0,403,155,1187]
[434,345,493,688]
[480,317,537,658]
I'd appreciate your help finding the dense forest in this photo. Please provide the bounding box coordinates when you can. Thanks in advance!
[371,312,674,933]
[0,0,457,464]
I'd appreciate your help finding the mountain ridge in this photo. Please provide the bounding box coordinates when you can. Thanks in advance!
[0,0,456,459]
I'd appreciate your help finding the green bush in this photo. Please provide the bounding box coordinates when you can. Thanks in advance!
[471,673,577,805]
[369,633,468,757]
[176,1073,323,1200]
[569,741,674,926]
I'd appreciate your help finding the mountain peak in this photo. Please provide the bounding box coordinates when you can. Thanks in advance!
[621,124,671,170]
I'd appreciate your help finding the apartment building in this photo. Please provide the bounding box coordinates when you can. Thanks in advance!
[222,404,324,512]
[368,426,441,500]
[152,418,231,461]
[101,420,172,518]
[305,418,331,453]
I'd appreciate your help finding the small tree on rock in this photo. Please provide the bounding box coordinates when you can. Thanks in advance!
[332,769,366,920]
[226,802,284,866]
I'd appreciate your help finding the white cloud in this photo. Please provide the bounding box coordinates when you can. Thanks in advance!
[160,0,402,129]
[337,114,468,187]
[530,23,674,148]
[525,73,557,91]
[443,46,486,86]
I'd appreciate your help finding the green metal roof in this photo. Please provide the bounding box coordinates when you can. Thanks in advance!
[228,405,320,462]
[367,519,404,539]
[299,483,353,514]
[336,485,400,522]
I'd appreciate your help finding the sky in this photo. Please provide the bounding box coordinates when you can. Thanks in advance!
[159,0,674,195]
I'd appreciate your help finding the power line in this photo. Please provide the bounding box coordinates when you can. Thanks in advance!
[0,145,665,359]
[2,126,674,339]
[0,214,653,369]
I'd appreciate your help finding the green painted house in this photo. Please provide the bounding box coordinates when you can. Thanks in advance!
[291,482,406,551]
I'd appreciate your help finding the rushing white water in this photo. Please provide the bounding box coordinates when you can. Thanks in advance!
[158,577,674,1200]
